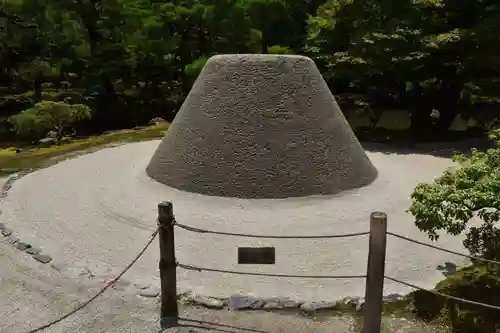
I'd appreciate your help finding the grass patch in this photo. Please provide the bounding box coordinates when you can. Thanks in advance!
[0,123,169,172]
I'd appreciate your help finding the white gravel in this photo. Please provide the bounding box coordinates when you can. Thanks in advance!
[0,140,471,302]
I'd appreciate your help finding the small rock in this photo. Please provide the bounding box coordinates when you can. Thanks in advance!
[139,286,160,298]
[134,283,151,290]
[1,228,12,236]
[13,174,24,180]
[148,117,167,125]
[383,293,404,302]
[26,247,41,255]
[192,295,224,309]
[38,137,57,146]
[335,297,365,312]
[112,279,131,291]
[16,242,31,251]
[33,254,52,264]
[50,263,69,273]
[177,287,192,298]
[3,184,11,191]
[15,148,23,153]
[263,297,301,310]
[78,266,94,278]
[3,235,19,244]
[0,222,4,230]
[300,301,338,312]
[228,295,264,311]
[346,297,365,312]
[0,168,19,174]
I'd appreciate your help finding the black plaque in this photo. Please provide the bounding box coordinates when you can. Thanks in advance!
[238,247,275,264]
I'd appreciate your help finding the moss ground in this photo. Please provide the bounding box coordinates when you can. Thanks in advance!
[0,123,169,174]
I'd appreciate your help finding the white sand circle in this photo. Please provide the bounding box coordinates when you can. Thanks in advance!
[0,140,470,301]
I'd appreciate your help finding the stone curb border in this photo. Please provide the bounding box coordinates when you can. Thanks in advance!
[174,292,409,314]
[0,141,409,314]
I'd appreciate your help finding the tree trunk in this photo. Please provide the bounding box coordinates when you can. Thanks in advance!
[409,107,433,135]
[33,78,42,103]
[432,80,464,132]
[408,81,433,137]
[55,126,65,143]
[261,32,268,53]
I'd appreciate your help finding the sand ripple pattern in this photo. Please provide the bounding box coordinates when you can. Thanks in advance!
[0,140,471,301]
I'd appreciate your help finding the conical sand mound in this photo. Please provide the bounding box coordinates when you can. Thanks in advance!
[146,54,377,198]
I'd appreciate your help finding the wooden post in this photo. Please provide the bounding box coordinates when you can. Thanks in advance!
[158,201,178,324]
[362,212,388,333]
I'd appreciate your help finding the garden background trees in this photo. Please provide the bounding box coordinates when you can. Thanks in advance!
[1,0,498,144]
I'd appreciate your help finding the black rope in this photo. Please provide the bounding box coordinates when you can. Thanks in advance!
[387,232,500,266]
[173,221,369,239]
[177,262,367,279]
[25,228,160,333]
[385,276,500,311]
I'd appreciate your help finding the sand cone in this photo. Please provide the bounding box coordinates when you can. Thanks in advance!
[146,54,377,198]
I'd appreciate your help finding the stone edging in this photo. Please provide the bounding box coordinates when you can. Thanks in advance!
[0,141,409,313]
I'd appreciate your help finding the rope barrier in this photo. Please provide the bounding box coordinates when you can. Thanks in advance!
[387,232,500,266]
[173,221,500,267]
[385,276,500,311]
[172,218,500,313]
[177,262,367,279]
[25,227,160,333]
[173,221,370,239]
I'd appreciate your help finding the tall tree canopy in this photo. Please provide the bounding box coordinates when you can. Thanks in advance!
[0,0,499,141]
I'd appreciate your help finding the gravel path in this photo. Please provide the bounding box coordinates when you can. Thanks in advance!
[1,236,443,333]
[0,140,470,302]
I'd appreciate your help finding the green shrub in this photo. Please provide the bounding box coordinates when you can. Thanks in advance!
[409,128,500,332]
[409,128,500,260]
[413,265,500,333]
[8,101,92,142]
[267,45,294,54]
[185,56,209,79]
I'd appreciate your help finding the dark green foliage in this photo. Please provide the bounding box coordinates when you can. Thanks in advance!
[306,0,500,134]
[413,265,500,333]
[1,0,499,142]
[8,101,92,142]
[409,129,500,260]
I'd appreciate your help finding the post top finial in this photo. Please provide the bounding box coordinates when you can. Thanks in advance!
[370,211,387,219]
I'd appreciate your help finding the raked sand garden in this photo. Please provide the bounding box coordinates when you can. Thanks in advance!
[0,139,470,302]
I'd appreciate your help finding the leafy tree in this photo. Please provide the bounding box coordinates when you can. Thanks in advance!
[237,0,288,53]
[8,101,92,142]
[409,127,500,332]
[185,56,209,80]
[1,0,500,142]
[409,128,500,260]
[306,0,500,134]
[267,45,294,54]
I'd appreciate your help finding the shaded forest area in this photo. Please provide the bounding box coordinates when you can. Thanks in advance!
[0,0,499,144]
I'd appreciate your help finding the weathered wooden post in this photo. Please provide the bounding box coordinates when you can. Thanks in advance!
[362,212,388,333]
[158,201,178,325]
